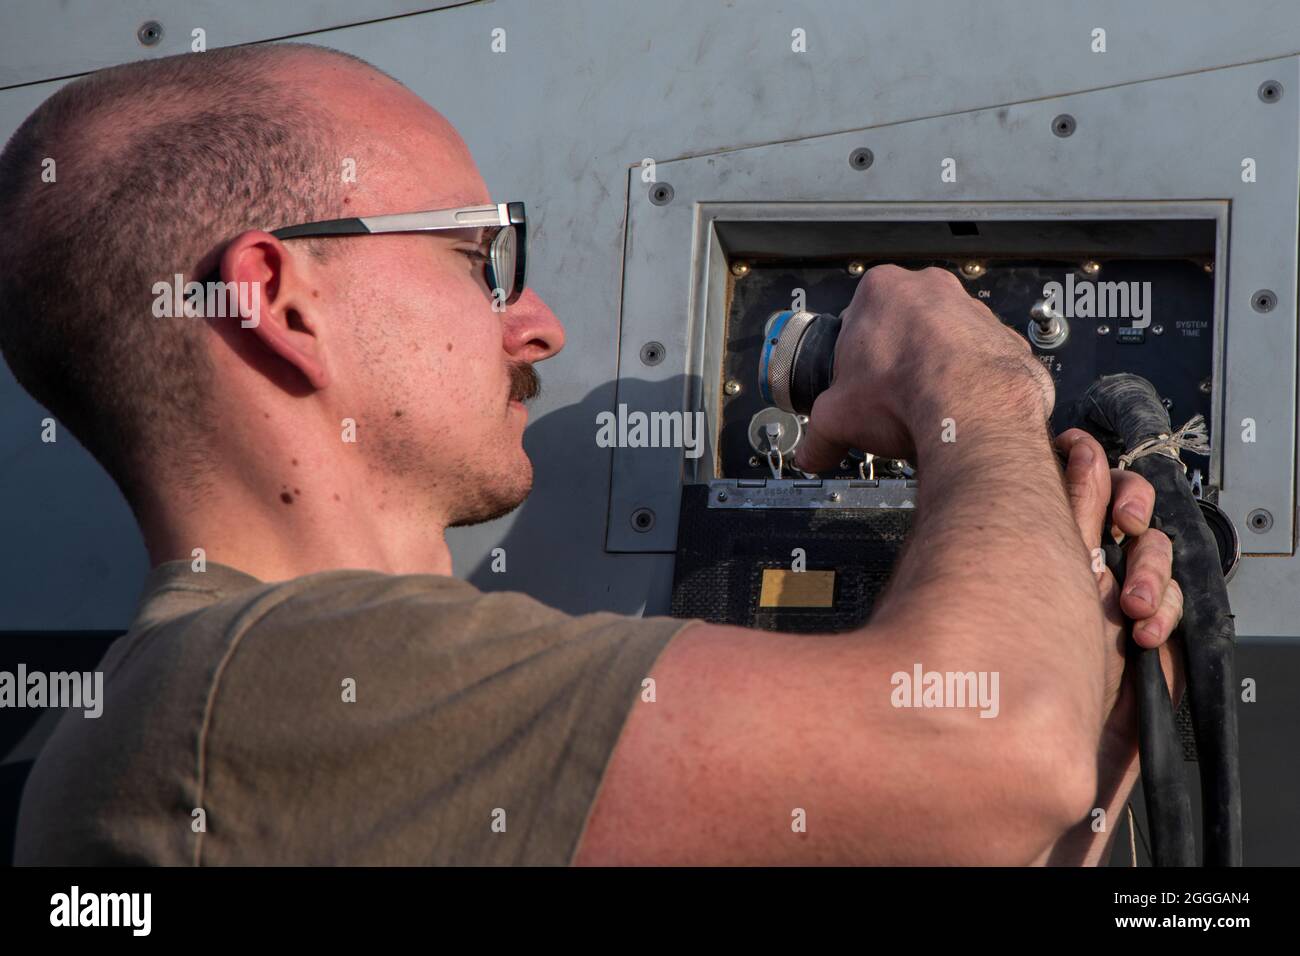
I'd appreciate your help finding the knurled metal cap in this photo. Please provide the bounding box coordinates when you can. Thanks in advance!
[767,310,816,413]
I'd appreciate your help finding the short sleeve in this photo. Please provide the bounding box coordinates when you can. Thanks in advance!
[196,572,695,865]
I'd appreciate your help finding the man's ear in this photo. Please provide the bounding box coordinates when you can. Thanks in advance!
[218,230,330,390]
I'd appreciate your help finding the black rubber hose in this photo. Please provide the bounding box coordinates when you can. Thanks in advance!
[1102,532,1196,866]
[1068,373,1241,866]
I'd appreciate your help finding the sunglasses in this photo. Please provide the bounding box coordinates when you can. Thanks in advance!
[270,201,527,305]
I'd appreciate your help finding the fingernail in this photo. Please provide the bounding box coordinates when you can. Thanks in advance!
[1120,503,1145,525]
[1073,442,1095,465]
[1125,584,1153,607]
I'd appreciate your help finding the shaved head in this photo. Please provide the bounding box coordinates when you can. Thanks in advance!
[0,44,362,505]
[0,41,565,578]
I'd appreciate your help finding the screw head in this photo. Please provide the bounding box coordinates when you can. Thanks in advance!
[828,491,841,502]
[137,20,163,45]
[848,147,874,171]
[1204,261,1215,273]
[847,261,866,277]
[730,261,750,278]
[1252,290,1277,313]
[639,341,665,366]
[649,182,674,205]
[1200,378,1212,394]
[1051,113,1076,137]
[960,261,986,279]
[724,380,741,396]
[1259,80,1283,103]
[1247,508,1273,533]
[631,507,657,531]
[1081,260,1101,275]
[1152,324,1164,335]
[716,490,729,502]
[1097,324,1111,335]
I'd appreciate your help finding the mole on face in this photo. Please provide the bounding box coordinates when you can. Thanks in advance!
[446,342,453,352]
[280,491,293,505]
[291,458,299,466]
[394,410,403,418]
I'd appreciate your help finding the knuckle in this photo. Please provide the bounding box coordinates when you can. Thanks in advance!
[1119,472,1157,505]
[1132,473,1156,496]
[1056,427,1090,448]
[925,265,965,292]
[1135,526,1170,552]
[1146,527,1174,558]
[862,264,903,289]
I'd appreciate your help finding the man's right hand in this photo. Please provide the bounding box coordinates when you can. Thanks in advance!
[794,264,1055,472]
[579,265,1108,867]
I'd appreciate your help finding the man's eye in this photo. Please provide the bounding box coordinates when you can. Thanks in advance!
[458,248,490,263]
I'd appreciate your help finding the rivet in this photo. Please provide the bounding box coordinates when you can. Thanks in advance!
[1247,508,1273,533]
[640,341,665,366]
[848,147,874,171]
[649,183,674,206]
[137,20,164,46]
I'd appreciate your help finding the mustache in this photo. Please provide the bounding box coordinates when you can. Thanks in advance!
[509,362,541,403]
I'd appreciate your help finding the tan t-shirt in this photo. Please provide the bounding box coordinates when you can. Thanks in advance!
[15,561,693,865]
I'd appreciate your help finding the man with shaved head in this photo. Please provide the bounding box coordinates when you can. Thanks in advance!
[3,43,1180,866]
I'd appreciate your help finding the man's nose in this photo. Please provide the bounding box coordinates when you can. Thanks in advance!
[502,287,565,362]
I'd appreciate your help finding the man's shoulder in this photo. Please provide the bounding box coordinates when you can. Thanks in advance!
[16,564,693,865]
[167,569,690,864]
[220,567,689,678]
[232,567,661,646]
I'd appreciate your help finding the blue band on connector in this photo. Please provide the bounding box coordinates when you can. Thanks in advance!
[758,310,796,405]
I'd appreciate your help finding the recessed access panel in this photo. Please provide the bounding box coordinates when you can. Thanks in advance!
[714,214,1222,484]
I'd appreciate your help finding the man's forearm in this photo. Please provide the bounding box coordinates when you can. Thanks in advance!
[866,397,1107,800]
[1041,753,1140,865]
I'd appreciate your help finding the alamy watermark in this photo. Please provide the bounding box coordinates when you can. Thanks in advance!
[0,665,102,718]
[595,404,705,459]
[1042,274,1152,328]
[151,274,261,328]
[50,886,150,936]
[890,662,1000,718]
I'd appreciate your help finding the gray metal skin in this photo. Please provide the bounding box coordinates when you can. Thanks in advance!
[6,0,1298,633]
